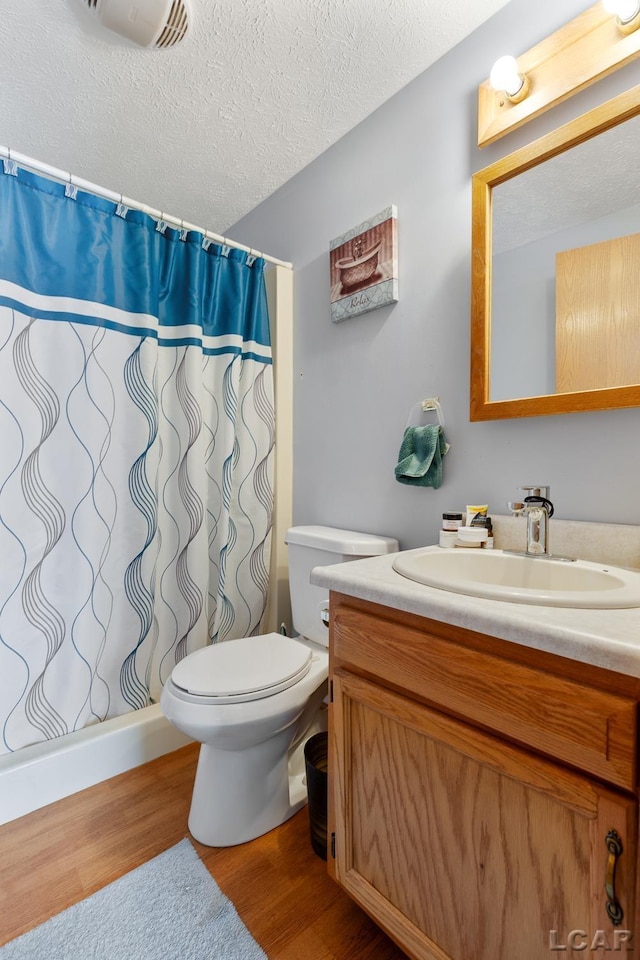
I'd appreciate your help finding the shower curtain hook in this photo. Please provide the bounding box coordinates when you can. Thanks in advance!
[65,169,78,200]
[115,193,128,219]
[3,148,17,177]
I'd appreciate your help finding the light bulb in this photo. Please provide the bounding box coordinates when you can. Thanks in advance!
[603,0,640,31]
[603,0,640,21]
[489,56,528,101]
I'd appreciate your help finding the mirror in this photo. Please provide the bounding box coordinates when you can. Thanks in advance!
[471,83,640,420]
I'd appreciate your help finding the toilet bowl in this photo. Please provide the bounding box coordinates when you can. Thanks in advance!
[160,525,398,847]
[160,632,329,846]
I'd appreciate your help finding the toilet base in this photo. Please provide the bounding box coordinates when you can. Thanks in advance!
[188,724,311,846]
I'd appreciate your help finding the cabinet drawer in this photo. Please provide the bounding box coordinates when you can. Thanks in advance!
[332,602,637,790]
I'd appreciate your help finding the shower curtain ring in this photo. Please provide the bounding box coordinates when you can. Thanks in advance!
[3,148,18,177]
[65,170,78,200]
[115,194,128,219]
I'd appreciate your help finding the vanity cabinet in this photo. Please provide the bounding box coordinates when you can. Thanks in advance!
[328,593,640,960]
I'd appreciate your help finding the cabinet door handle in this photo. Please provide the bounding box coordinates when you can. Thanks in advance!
[605,829,624,926]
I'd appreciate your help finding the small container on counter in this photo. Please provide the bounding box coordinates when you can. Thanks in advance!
[465,504,488,527]
[456,526,488,548]
[470,514,494,548]
[442,512,464,531]
[439,529,459,548]
[485,520,494,548]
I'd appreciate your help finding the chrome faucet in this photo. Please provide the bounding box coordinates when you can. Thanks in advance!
[507,485,554,557]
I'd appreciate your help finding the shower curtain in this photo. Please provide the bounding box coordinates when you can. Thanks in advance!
[0,164,274,755]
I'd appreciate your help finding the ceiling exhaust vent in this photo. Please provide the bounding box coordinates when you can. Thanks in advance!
[82,0,191,48]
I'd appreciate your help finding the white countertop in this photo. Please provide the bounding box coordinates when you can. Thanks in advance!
[311,547,640,678]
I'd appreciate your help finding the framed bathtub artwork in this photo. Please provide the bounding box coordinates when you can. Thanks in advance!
[329,206,398,322]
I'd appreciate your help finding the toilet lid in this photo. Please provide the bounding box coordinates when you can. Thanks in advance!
[170,633,313,700]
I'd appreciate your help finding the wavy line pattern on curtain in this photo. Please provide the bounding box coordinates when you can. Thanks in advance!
[0,166,274,754]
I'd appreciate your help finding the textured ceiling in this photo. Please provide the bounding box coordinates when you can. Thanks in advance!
[2,0,511,235]
[493,112,640,254]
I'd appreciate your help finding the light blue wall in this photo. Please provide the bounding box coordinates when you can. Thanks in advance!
[229,0,640,549]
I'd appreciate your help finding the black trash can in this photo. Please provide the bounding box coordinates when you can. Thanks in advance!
[304,731,328,860]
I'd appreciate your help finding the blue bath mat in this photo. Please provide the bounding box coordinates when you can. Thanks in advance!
[0,839,267,959]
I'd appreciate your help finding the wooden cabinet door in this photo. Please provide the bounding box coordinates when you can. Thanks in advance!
[330,670,637,960]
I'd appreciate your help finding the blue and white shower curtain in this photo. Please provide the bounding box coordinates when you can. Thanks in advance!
[0,164,274,754]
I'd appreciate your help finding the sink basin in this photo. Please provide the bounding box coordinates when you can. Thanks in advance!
[392,547,640,608]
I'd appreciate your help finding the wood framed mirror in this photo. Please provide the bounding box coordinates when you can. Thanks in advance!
[470,83,640,421]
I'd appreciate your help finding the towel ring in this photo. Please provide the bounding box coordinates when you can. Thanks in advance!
[405,397,445,430]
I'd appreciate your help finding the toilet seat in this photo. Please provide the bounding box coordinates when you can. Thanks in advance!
[170,633,313,703]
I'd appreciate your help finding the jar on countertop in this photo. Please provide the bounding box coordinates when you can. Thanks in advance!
[442,512,463,531]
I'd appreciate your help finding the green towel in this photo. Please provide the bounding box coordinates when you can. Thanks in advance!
[394,425,448,489]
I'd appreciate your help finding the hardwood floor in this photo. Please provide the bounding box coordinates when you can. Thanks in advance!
[0,744,405,958]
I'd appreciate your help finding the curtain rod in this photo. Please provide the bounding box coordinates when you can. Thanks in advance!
[0,146,293,271]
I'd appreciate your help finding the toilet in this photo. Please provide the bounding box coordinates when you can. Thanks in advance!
[160,524,399,847]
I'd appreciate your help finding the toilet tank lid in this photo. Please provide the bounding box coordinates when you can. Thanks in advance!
[285,525,398,556]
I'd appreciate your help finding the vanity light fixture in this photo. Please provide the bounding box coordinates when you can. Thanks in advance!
[478,1,640,147]
[489,55,530,102]
[603,0,640,34]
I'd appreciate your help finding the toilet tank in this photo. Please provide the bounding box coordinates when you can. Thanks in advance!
[284,525,399,647]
